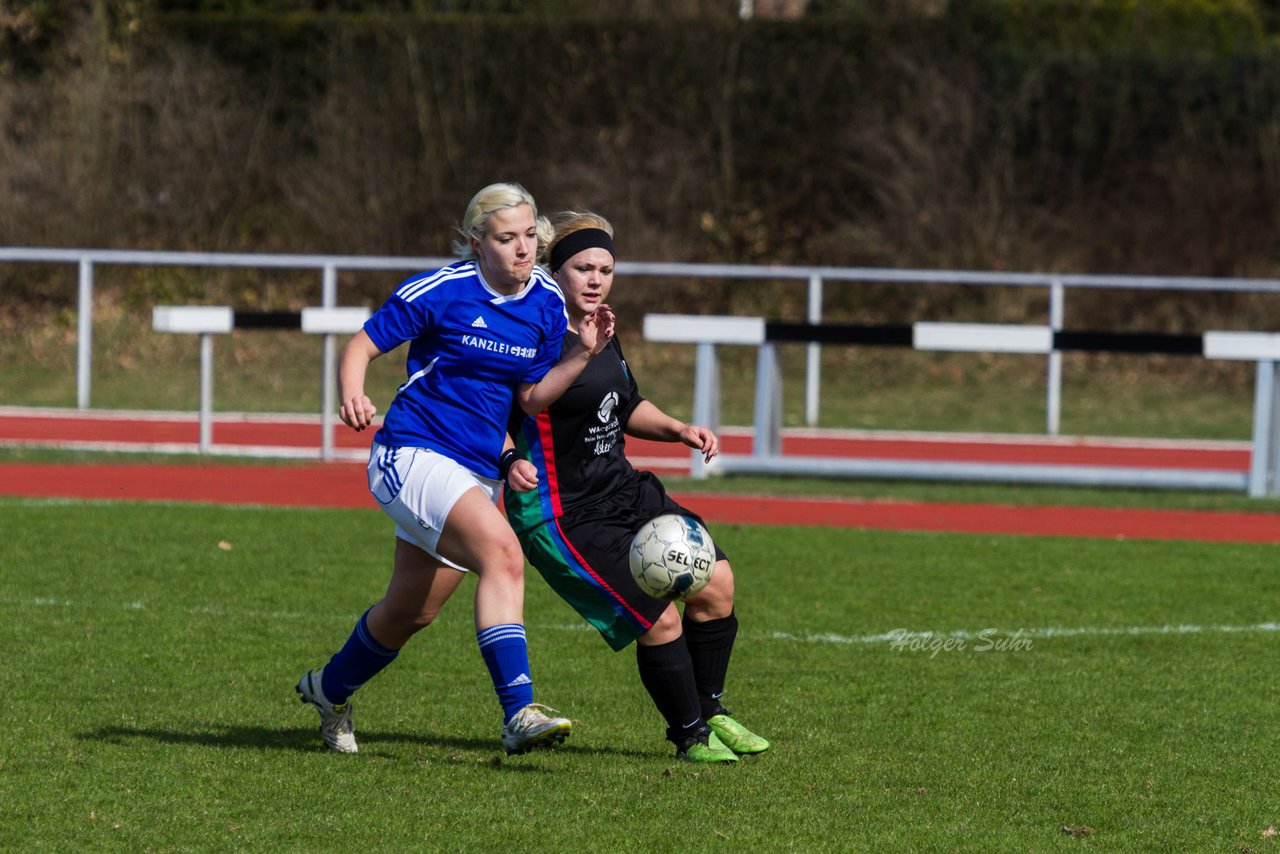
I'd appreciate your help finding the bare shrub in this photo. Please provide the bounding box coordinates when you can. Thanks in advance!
[841,51,1032,270]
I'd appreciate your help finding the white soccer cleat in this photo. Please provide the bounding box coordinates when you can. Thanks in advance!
[500,703,572,755]
[296,668,358,754]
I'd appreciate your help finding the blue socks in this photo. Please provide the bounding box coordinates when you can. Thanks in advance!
[477,623,534,723]
[318,615,533,723]
[321,609,399,705]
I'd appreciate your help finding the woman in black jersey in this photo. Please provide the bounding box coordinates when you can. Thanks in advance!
[503,211,769,763]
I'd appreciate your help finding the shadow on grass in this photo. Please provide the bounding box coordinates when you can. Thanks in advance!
[77,724,654,762]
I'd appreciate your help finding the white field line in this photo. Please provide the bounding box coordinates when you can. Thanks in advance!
[763,623,1280,645]
[7,595,1278,645]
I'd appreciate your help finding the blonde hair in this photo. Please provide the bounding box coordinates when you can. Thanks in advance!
[451,182,554,260]
[546,210,615,267]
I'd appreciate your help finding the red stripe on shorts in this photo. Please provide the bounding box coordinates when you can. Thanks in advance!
[550,515,654,631]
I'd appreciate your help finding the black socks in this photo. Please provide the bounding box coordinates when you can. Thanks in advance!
[682,610,738,719]
[635,634,704,744]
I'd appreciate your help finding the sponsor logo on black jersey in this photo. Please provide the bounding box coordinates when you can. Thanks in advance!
[597,391,619,423]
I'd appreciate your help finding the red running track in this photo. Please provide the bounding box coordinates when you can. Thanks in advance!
[3,461,1280,544]
[1,408,1272,542]
[0,410,1253,473]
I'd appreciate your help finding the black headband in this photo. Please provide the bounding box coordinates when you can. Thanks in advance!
[550,228,615,273]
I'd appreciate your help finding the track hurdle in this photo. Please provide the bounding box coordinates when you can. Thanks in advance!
[1203,332,1280,497]
[153,306,370,459]
[641,315,766,475]
[644,314,1279,495]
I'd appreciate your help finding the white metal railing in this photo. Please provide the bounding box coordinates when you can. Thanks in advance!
[1,247,454,410]
[6,246,1280,433]
[644,314,1280,497]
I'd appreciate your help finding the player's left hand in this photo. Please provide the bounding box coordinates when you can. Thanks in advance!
[680,425,719,464]
[507,458,539,493]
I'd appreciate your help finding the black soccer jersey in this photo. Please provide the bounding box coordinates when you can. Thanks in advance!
[505,333,646,534]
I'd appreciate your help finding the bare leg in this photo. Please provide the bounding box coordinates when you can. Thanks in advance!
[683,559,734,622]
[432,486,572,750]
[364,537,468,649]
[434,486,528,630]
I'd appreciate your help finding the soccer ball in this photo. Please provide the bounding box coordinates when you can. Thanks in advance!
[628,513,716,601]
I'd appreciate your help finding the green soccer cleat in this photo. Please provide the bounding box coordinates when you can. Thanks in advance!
[676,730,738,763]
[708,713,770,755]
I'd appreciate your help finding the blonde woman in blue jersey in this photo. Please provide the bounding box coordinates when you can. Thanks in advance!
[296,184,615,755]
[503,211,769,763]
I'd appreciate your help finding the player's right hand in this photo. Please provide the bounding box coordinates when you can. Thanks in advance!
[339,395,377,431]
[507,458,539,493]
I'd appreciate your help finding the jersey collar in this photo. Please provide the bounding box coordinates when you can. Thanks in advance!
[474,261,538,305]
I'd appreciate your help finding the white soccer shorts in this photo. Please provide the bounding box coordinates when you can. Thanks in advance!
[367,442,500,572]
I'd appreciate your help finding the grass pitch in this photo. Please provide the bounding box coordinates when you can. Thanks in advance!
[3,498,1279,851]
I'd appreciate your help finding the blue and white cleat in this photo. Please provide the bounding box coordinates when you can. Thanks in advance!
[500,703,572,755]
[296,667,358,754]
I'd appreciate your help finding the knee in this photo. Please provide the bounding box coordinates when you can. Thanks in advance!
[684,560,734,621]
[639,603,683,645]
[652,603,683,637]
[406,603,443,631]
[378,613,433,645]
[476,536,526,583]
[368,600,435,646]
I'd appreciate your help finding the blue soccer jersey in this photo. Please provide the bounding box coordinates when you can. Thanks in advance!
[363,260,568,478]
